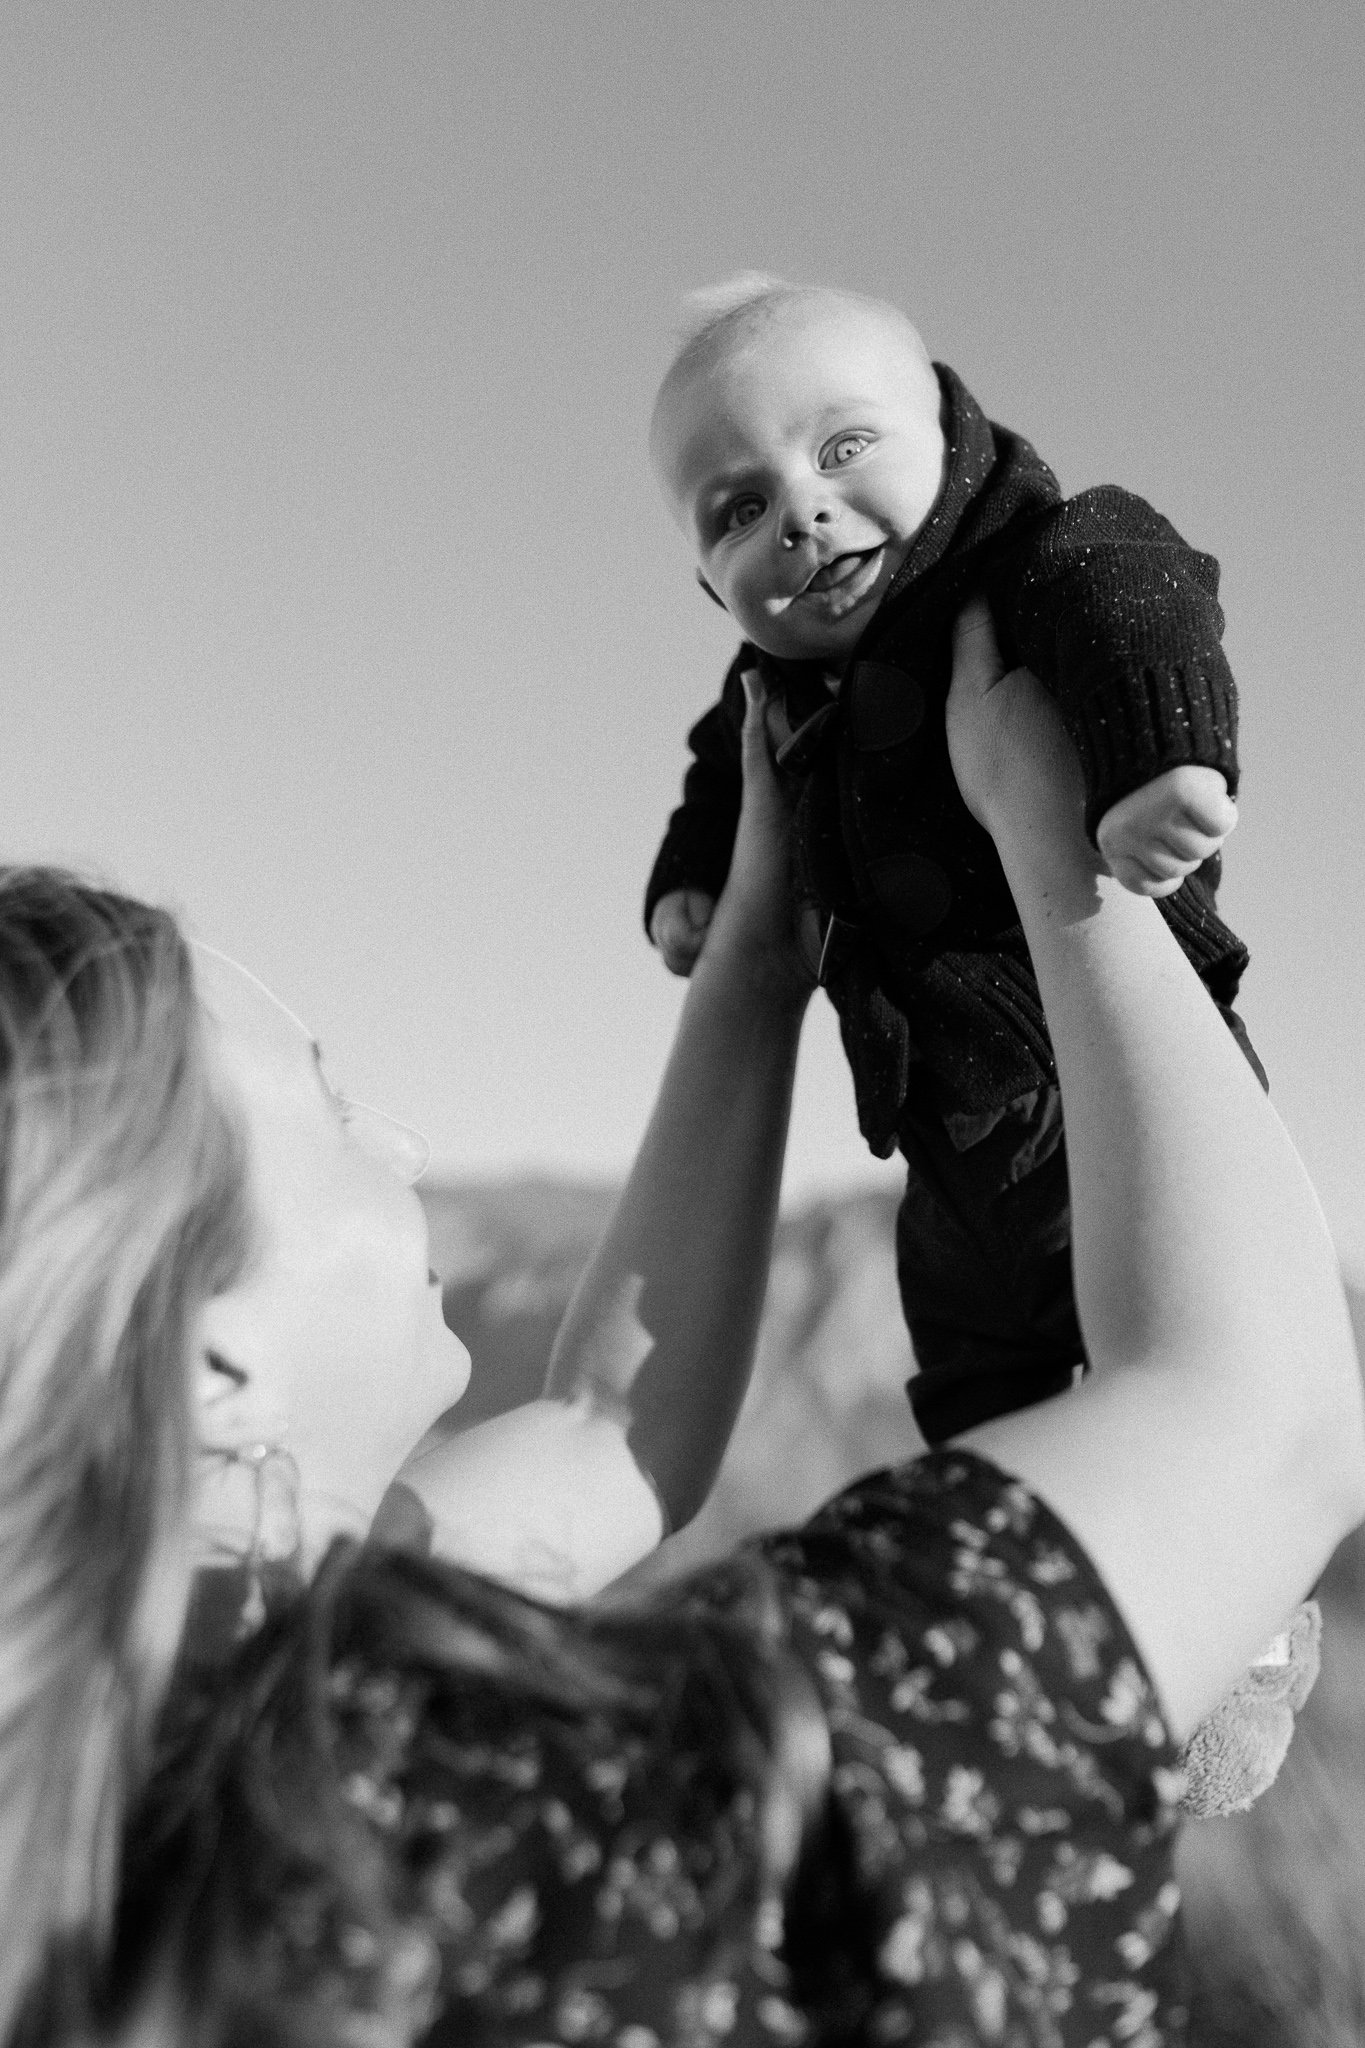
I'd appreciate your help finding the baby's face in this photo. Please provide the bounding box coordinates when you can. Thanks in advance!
[654,299,945,663]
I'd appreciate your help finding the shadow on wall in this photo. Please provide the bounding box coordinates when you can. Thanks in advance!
[423,1180,1365,2046]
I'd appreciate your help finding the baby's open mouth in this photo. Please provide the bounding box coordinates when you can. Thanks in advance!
[804,548,878,592]
[797,546,886,613]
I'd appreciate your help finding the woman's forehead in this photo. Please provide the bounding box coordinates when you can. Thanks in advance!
[192,944,316,1070]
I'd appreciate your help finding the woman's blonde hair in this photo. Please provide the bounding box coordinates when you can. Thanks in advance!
[0,875,833,2046]
[0,869,253,2037]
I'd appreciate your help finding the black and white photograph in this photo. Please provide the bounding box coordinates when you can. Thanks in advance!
[1,7,1362,2042]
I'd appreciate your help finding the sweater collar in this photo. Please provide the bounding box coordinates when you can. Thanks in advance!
[751,365,1053,704]
[880,363,1010,604]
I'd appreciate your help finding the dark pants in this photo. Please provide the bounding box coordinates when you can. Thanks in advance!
[898,1003,1268,1445]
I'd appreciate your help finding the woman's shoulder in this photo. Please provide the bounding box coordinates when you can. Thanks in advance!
[756,1448,1182,1806]
[733,1449,1191,2041]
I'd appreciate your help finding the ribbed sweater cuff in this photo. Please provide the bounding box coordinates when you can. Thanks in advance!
[1072,656,1240,843]
[1157,881,1250,996]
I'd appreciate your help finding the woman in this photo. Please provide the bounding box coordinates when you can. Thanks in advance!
[3,608,1361,2045]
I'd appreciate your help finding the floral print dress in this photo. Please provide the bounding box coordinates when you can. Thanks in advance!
[323,1452,1189,2048]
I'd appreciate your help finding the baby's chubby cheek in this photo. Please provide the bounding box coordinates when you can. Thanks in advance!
[714,573,777,650]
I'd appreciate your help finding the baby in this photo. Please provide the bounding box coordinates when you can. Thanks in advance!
[646,275,1265,1444]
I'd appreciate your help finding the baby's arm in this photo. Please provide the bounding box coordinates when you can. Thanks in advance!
[650,888,717,975]
[1097,763,1238,897]
[644,654,749,964]
[997,489,1241,871]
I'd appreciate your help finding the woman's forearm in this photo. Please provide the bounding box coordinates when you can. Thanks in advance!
[394,936,806,1599]
[973,808,1365,1731]
[994,816,1354,1424]
[398,678,811,1600]
[545,931,809,1530]
[934,610,1360,1731]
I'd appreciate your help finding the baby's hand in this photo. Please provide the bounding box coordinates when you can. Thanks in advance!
[1097,766,1238,898]
[650,888,717,977]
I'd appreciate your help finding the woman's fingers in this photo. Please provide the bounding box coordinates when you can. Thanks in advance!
[947,596,1084,839]
[727,670,787,902]
[945,600,1005,827]
[735,668,790,853]
[722,668,815,994]
[950,595,1007,697]
[739,668,778,787]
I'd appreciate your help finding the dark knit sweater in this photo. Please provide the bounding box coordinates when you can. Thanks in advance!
[645,365,1249,1149]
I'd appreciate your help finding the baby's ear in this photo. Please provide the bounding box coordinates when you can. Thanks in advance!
[695,570,729,612]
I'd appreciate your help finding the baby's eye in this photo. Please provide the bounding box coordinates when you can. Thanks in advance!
[721,494,764,535]
[821,432,873,468]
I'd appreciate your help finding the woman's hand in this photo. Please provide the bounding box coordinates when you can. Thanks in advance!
[945,598,1089,859]
[699,669,816,1005]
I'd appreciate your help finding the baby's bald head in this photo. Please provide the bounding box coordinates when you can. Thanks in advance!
[650,275,938,489]
[650,276,945,662]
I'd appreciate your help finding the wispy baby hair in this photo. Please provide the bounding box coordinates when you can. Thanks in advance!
[662,271,817,397]
[671,270,797,351]
[657,272,933,418]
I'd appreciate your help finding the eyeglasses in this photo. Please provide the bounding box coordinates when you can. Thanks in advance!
[191,942,433,1187]
[333,1094,432,1187]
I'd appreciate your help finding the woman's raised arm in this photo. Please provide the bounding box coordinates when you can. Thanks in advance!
[949,602,1365,1739]
[397,676,814,1599]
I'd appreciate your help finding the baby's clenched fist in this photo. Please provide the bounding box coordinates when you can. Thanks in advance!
[650,888,717,977]
[1097,765,1238,898]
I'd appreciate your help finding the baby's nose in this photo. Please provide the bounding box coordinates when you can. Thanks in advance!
[779,499,835,549]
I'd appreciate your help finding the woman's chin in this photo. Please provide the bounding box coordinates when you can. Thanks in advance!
[440,1322,473,1405]
[409,1310,472,1439]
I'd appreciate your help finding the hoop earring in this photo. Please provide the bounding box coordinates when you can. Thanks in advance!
[198,1438,303,1636]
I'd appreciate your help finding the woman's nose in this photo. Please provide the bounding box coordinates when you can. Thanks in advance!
[339,1097,432,1185]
